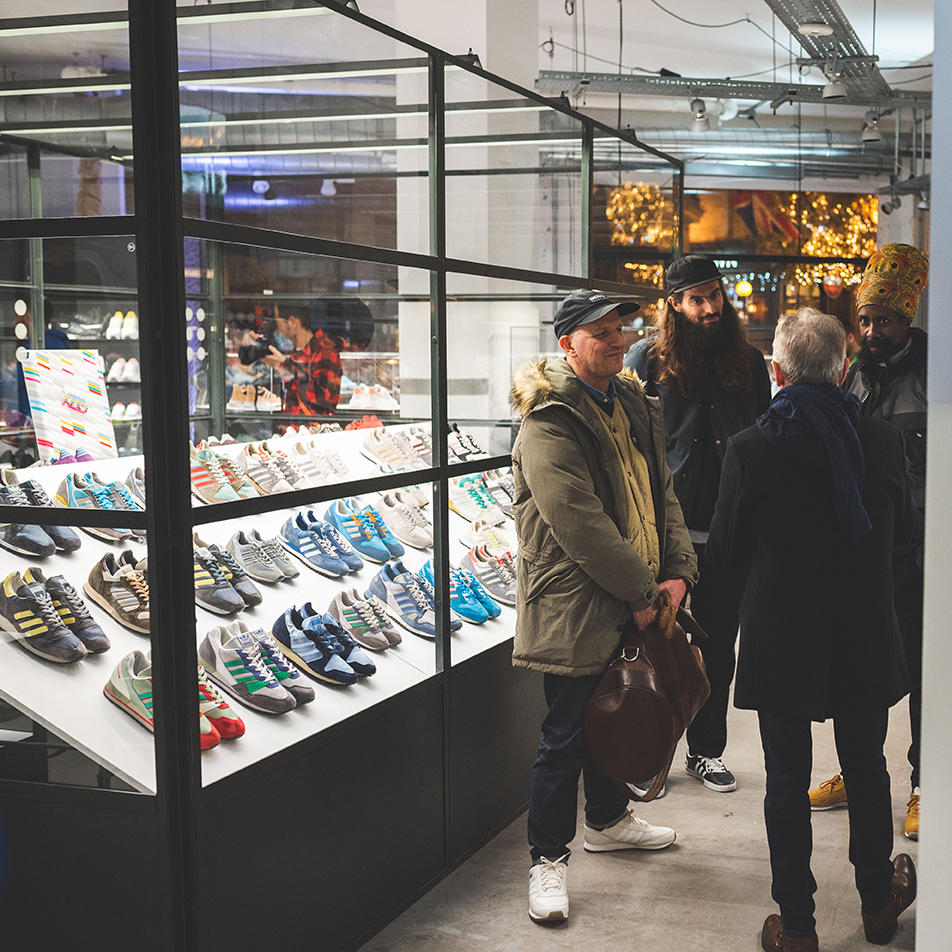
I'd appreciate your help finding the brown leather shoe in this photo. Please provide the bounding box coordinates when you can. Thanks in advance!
[862,853,917,944]
[762,914,820,952]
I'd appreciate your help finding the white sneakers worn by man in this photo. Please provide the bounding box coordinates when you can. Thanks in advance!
[528,855,569,922]
[583,808,677,853]
[528,811,676,922]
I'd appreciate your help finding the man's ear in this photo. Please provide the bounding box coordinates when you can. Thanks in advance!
[772,360,787,389]
[668,295,681,313]
[558,334,574,358]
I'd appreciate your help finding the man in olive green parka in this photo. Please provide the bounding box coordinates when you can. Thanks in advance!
[510,290,698,924]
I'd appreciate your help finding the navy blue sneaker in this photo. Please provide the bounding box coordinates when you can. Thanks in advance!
[1,477,82,553]
[278,514,349,577]
[365,561,439,638]
[299,603,377,677]
[271,606,358,685]
[25,568,110,653]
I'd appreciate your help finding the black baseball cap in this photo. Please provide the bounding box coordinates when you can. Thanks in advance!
[665,255,723,296]
[553,290,640,339]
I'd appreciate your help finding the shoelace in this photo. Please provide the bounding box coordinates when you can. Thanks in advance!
[235,643,275,685]
[536,854,568,891]
[346,507,375,539]
[696,755,729,775]
[32,588,69,631]
[308,526,340,557]
[258,536,289,566]
[352,597,381,630]
[415,573,438,605]
[257,634,297,677]
[106,481,140,510]
[56,581,94,624]
[399,573,430,611]
[210,546,245,579]
[459,479,491,510]
[366,594,394,628]
[273,452,306,483]
[125,571,150,606]
[195,550,230,586]
[88,483,119,510]
[818,775,842,794]
[323,448,349,476]
[200,453,233,486]
[361,505,395,541]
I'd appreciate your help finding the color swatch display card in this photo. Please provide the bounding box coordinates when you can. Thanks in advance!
[19,348,117,461]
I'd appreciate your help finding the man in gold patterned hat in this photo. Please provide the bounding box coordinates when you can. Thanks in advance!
[808,243,928,841]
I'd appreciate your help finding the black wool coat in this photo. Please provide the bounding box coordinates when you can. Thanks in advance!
[707,416,918,721]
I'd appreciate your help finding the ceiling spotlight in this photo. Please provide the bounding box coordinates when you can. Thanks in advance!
[320,179,337,197]
[690,98,710,133]
[918,196,930,211]
[823,71,847,99]
[798,22,834,36]
[862,113,882,143]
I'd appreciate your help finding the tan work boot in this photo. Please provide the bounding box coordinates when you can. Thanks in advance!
[809,773,847,811]
[903,787,920,840]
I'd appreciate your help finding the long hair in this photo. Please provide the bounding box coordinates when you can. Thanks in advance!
[649,283,753,398]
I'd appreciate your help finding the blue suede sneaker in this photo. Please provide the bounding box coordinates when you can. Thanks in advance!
[365,561,438,638]
[278,514,349,577]
[303,512,364,572]
[457,565,502,618]
[351,499,405,560]
[419,560,487,624]
[325,499,391,563]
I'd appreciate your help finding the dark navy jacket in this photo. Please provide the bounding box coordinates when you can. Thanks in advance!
[625,337,772,532]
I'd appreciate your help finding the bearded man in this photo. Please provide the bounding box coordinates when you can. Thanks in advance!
[624,255,771,794]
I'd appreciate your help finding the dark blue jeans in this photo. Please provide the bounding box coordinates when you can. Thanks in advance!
[528,672,630,864]
[758,708,895,938]
[687,542,741,759]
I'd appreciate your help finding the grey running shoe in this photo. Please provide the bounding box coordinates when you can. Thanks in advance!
[0,570,87,663]
[0,474,82,553]
[198,623,296,714]
[194,536,262,608]
[193,548,245,615]
[84,551,150,633]
[460,545,516,607]
[124,466,147,508]
[25,568,110,653]
[327,588,392,651]
[226,530,284,584]
[249,528,300,579]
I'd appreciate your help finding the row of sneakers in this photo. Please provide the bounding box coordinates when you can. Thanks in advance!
[104,310,138,340]
[54,471,145,543]
[0,471,83,556]
[227,385,282,413]
[105,357,141,383]
[0,568,110,663]
[360,426,432,473]
[104,649,246,751]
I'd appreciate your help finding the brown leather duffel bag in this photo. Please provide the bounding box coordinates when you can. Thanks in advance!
[583,593,710,802]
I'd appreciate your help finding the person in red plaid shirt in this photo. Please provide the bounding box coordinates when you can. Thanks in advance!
[262,306,343,414]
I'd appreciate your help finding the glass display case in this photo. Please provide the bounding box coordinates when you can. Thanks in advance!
[0,4,681,951]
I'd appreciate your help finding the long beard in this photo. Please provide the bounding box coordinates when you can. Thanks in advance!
[679,314,723,353]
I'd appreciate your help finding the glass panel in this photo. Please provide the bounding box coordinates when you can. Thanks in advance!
[593,135,678,286]
[444,69,585,276]
[179,240,435,786]
[177,6,428,254]
[0,5,133,219]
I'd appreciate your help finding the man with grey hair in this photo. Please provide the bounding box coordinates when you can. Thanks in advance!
[708,308,918,952]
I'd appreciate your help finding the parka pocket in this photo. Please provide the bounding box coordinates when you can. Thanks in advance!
[520,554,590,606]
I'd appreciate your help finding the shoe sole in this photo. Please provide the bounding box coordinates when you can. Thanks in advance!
[811,802,848,811]
[382,603,435,639]
[582,832,676,852]
[0,536,55,558]
[685,767,737,792]
[103,682,153,729]
[199,661,297,713]
[528,906,567,923]
[228,550,284,584]
[271,636,359,685]
[83,580,150,634]
[904,829,918,840]
[195,594,244,615]
[0,616,86,663]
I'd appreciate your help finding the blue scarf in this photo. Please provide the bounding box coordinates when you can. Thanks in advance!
[756,383,872,542]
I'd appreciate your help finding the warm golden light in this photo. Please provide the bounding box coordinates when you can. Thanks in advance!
[608,183,675,247]
[735,280,753,297]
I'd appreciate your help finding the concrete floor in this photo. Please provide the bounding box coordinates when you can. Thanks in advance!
[364,699,917,952]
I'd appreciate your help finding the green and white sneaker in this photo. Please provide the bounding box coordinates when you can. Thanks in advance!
[104,650,154,730]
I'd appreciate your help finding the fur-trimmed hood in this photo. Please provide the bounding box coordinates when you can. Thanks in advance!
[510,356,644,419]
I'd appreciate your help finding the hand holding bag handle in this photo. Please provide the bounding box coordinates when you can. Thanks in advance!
[583,591,711,802]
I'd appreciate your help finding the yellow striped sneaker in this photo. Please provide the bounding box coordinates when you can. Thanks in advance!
[0,570,87,663]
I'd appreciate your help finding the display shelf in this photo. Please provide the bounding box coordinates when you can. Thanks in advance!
[0,424,516,792]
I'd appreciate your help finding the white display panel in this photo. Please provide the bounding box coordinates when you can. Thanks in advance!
[0,425,515,793]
